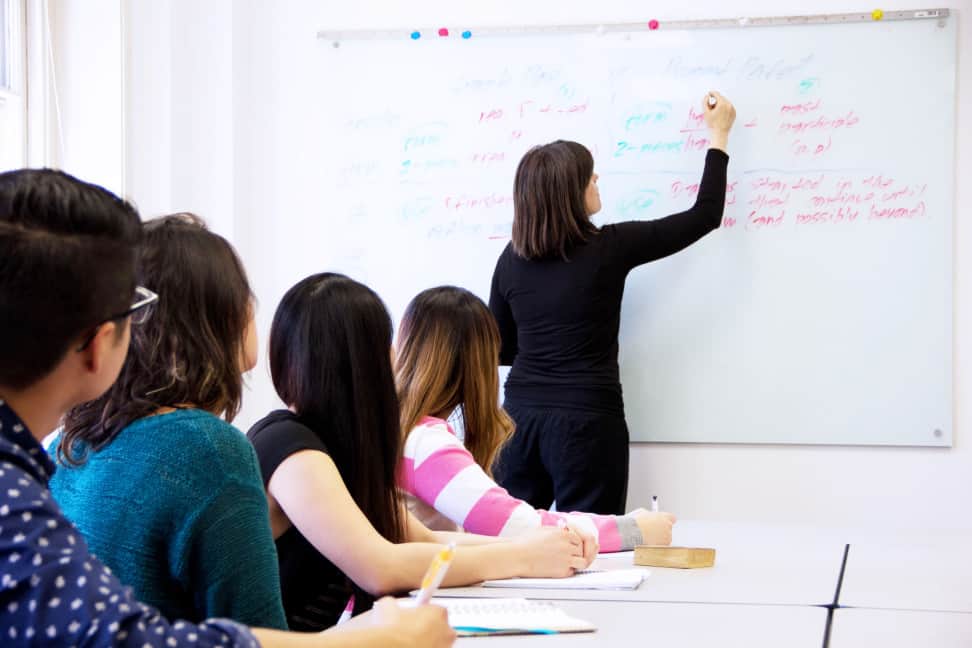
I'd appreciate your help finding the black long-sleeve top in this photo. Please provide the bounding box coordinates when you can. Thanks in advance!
[488,148,729,415]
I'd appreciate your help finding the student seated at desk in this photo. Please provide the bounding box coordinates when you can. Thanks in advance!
[395,286,676,551]
[0,169,454,647]
[50,214,287,628]
[247,273,593,631]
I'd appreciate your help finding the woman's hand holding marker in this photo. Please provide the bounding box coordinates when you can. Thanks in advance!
[703,91,736,153]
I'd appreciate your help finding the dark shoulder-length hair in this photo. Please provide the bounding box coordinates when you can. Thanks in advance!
[511,140,599,261]
[59,213,253,464]
[269,272,405,544]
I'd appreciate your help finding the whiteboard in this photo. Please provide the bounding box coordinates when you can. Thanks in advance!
[289,15,955,445]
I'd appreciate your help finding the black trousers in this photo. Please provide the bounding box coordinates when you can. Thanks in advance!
[494,402,629,515]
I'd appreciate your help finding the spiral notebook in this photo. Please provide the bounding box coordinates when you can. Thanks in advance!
[482,567,649,590]
[433,597,596,636]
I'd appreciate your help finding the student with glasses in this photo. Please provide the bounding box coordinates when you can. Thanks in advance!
[0,169,454,647]
[75,286,158,351]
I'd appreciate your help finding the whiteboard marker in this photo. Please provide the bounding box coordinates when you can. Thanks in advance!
[651,495,659,512]
[707,93,717,108]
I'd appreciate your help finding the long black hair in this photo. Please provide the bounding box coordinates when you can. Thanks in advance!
[269,273,405,543]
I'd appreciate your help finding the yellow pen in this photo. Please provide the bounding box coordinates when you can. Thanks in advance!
[416,542,456,605]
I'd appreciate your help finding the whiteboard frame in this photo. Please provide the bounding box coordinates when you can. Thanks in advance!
[311,11,956,447]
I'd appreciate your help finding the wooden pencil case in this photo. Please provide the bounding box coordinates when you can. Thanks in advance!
[634,545,716,569]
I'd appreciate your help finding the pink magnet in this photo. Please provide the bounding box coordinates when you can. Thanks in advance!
[648,19,660,30]
[438,27,449,37]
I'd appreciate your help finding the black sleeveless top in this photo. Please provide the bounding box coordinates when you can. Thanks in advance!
[247,410,373,631]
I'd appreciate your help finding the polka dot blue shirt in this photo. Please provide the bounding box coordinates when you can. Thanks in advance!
[0,400,259,646]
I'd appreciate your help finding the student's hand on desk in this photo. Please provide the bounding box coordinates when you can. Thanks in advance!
[513,526,592,576]
[629,510,677,546]
[371,597,456,648]
[577,528,599,565]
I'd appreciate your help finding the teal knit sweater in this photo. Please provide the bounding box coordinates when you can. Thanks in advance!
[49,409,287,629]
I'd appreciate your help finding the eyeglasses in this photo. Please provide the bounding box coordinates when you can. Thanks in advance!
[76,286,160,352]
[122,286,160,326]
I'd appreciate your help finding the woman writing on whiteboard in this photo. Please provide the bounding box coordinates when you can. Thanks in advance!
[490,91,736,515]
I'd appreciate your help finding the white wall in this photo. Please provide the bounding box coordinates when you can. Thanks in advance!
[124,0,236,236]
[60,0,971,530]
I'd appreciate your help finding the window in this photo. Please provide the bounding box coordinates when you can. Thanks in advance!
[0,0,8,90]
[0,0,25,172]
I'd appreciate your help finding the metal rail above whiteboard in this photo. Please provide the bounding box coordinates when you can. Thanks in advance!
[317,8,950,43]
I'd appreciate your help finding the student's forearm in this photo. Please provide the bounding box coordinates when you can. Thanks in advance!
[438,543,530,586]
[365,541,525,594]
[430,530,509,545]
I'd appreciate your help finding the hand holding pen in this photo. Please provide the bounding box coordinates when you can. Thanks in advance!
[372,598,456,647]
[628,498,677,546]
[416,542,457,605]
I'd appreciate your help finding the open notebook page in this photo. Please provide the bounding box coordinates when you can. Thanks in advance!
[482,567,649,590]
[432,597,596,636]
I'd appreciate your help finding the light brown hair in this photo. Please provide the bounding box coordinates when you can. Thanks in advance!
[396,286,514,474]
[511,140,598,260]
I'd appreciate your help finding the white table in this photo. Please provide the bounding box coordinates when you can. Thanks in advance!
[830,608,972,648]
[440,520,846,606]
[838,534,972,612]
[454,600,827,647]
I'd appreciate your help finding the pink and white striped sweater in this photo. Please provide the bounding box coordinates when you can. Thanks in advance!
[398,416,643,552]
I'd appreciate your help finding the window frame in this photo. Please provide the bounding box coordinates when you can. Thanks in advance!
[0,0,27,171]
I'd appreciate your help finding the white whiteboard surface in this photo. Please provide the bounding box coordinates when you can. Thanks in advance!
[288,16,954,445]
